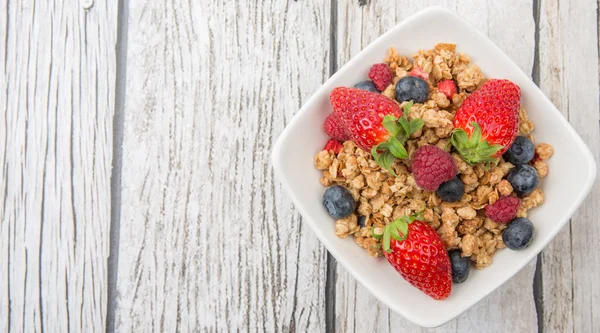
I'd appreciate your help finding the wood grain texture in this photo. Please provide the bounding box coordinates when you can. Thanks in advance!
[334,1,538,332]
[112,1,331,332]
[538,0,600,332]
[0,0,117,332]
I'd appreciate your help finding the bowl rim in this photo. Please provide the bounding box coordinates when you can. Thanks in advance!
[271,5,597,328]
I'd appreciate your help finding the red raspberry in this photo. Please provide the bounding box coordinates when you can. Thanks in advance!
[323,112,349,141]
[323,138,343,154]
[409,67,429,80]
[412,145,458,191]
[485,196,521,224]
[437,79,457,98]
[368,63,393,91]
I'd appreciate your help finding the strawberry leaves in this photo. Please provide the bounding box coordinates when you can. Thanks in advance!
[372,101,423,176]
[450,122,504,165]
[382,211,424,253]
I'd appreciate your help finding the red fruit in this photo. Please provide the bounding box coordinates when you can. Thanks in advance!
[409,67,430,80]
[437,79,457,98]
[368,63,393,91]
[412,145,458,191]
[451,79,521,164]
[383,216,452,300]
[323,138,343,154]
[329,87,424,175]
[324,112,349,141]
[485,196,521,224]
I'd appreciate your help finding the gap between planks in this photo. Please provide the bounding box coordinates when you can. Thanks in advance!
[106,0,130,331]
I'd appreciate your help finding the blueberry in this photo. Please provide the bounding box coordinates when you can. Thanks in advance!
[354,80,380,93]
[449,249,470,283]
[503,136,535,165]
[507,164,539,196]
[503,218,534,250]
[358,215,367,227]
[436,177,465,202]
[395,76,429,103]
[323,185,356,219]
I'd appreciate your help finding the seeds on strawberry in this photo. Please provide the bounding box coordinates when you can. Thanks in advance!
[368,63,393,91]
[451,79,521,164]
[411,145,458,191]
[383,214,452,300]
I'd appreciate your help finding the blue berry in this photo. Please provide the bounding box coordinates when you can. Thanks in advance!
[358,215,367,227]
[507,164,539,196]
[395,76,429,103]
[354,80,380,93]
[503,136,535,165]
[436,177,465,202]
[503,218,534,250]
[449,249,470,283]
[323,185,356,219]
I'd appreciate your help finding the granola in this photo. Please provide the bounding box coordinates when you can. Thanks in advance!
[316,43,553,270]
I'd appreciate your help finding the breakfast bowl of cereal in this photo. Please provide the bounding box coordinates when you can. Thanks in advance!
[271,6,596,328]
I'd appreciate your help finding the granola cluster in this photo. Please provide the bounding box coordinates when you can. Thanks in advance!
[314,44,554,269]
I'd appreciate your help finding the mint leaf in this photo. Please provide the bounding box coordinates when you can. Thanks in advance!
[387,137,408,159]
[382,115,401,136]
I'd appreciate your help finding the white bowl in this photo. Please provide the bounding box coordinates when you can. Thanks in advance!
[271,6,597,328]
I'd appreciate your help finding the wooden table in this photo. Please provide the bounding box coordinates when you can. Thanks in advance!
[1,1,599,332]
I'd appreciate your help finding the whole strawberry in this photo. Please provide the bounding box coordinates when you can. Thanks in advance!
[329,87,424,175]
[383,214,452,300]
[451,79,521,164]
[412,145,458,191]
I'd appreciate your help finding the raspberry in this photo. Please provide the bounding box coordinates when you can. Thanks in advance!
[323,112,349,141]
[411,145,458,191]
[323,138,343,154]
[485,196,521,224]
[409,67,429,80]
[437,79,457,98]
[368,63,393,91]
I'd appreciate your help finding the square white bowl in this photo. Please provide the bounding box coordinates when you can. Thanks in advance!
[271,6,597,328]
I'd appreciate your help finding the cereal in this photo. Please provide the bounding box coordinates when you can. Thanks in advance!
[315,44,553,269]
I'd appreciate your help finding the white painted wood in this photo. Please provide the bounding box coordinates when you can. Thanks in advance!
[334,1,538,332]
[0,0,117,332]
[538,0,600,332]
[112,1,331,332]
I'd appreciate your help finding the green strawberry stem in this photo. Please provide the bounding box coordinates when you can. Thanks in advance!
[371,101,424,176]
[382,211,424,253]
[450,122,504,165]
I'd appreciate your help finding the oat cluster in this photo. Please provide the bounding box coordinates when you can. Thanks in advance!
[314,44,554,269]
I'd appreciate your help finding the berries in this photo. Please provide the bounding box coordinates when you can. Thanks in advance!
[395,76,430,103]
[507,164,539,196]
[383,215,452,300]
[368,63,393,91]
[437,79,457,98]
[323,139,343,154]
[503,218,534,250]
[329,87,423,175]
[353,80,379,93]
[451,79,521,164]
[503,136,535,165]
[408,67,429,80]
[412,145,458,191]
[324,112,349,141]
[485,196,521,224]
[322,185,356,219]
[436,177,465,202]
[448,249,470,283]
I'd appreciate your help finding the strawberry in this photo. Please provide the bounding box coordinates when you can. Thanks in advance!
[329,87,424,175]
[451,79,521,164]
[409,67,429,81]
[323,138,343,154]
[383,213,452,300]
[437,79,457,98]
